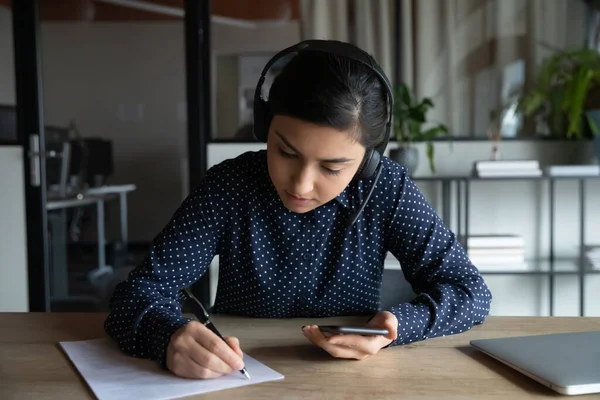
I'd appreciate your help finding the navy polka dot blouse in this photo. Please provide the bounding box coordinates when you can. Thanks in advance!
[105,150,492,364]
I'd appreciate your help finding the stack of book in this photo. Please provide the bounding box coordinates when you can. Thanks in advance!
[473,160,542,178]
[585,246,600,271]
[464,235,527,271]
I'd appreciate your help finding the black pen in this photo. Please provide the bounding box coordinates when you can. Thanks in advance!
[179,288,251,380]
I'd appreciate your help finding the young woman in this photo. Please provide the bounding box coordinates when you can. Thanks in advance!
[104,40,492,380]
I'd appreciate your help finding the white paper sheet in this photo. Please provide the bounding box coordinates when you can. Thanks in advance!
[59,338,284,400]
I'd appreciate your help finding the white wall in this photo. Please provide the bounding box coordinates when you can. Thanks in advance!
[0,147,29,312]
[0,7,28,312]
[211,21,302,139]
[0,6,15,105]
[39,20,301,243]
[39,22,188,243]
[206,141,600,317]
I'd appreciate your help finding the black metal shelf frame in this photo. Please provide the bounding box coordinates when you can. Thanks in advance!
[412,175,600,317]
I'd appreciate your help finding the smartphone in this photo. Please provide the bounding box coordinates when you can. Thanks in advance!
[318,325,389,336]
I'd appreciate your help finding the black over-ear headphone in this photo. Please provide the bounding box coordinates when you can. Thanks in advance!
[253,39,394,227]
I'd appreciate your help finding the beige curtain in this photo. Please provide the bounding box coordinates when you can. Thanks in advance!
[300,0,587,137]
[400,0,587,137]
[299,0,396,86]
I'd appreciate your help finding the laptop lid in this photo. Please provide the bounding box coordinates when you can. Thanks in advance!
[470,331,600,395]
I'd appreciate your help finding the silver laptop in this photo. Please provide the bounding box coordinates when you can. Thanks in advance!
[470,331,600,395]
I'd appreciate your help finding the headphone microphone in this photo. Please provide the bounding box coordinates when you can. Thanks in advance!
[344,165,383,229]
[253,40,394,229]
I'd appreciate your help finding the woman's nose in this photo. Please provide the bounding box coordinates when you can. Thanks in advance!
[291,166,314,195]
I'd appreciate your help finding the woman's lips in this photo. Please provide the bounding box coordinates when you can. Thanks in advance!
[286,191,313,207]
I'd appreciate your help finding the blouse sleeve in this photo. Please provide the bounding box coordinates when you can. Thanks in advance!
[384,172,492,346]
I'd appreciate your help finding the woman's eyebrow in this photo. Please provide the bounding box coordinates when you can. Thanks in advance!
[275,131,355,163]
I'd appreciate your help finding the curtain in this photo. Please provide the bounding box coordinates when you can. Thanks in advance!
[400,0,587,137]
[300,0,587,138]
[299,0,396,86]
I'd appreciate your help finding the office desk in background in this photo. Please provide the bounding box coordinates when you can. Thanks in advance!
[46,184,136,305]
[1,313,600,399]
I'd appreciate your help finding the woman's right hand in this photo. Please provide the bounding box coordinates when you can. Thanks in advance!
[166,321,245,379]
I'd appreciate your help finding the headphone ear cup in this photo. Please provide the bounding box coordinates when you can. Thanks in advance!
[355,149,380,180]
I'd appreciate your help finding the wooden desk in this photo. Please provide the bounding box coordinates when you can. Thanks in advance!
[1,313,600,399]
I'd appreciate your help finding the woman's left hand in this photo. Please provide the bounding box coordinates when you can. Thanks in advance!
[302,311,398,360]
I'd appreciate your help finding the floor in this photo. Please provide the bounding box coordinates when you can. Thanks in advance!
[50,242,147,312]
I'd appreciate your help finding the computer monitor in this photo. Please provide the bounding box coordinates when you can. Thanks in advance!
[83,138,113,184]
[0,105,17,142]
[69,138,113,187]
[43,124,114,193]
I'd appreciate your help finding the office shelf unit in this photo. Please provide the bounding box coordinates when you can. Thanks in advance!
[412,174,600,316]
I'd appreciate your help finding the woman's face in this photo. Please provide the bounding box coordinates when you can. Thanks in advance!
[266,115,366,214]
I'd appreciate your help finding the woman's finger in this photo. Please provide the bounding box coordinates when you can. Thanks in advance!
[171,351,223,379]
[224,336,244,359]
[327,334,382,355]
[302,325,370,360]
[367,311,398,342]
[186,335,235,375]
[182,357,224,379]
[189,324,245,372]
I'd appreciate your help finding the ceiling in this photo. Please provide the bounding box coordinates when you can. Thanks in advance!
[0,0,300,22]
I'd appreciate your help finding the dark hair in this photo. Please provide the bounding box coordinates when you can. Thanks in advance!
[267,51,389,150]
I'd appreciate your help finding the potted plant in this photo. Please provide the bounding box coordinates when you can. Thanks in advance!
[516,46,600,163]
[390,83,450,175]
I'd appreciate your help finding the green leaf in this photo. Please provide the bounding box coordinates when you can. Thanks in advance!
[416,103,433,116]
[566,68,593,139]
[421,98,434,108]
[408,120,421,138]
[407,108,426,122]
[516,44,600,138]
[400,85,412,106]
[421,126,447,141]
[537,56,561,90]
[561,79,573,111]
[520,91,546,116]
[426,142,435,173]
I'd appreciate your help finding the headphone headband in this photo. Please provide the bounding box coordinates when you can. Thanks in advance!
[254,40,394,156]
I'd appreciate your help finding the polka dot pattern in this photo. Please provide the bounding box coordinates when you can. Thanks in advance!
[104,150,492,364]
